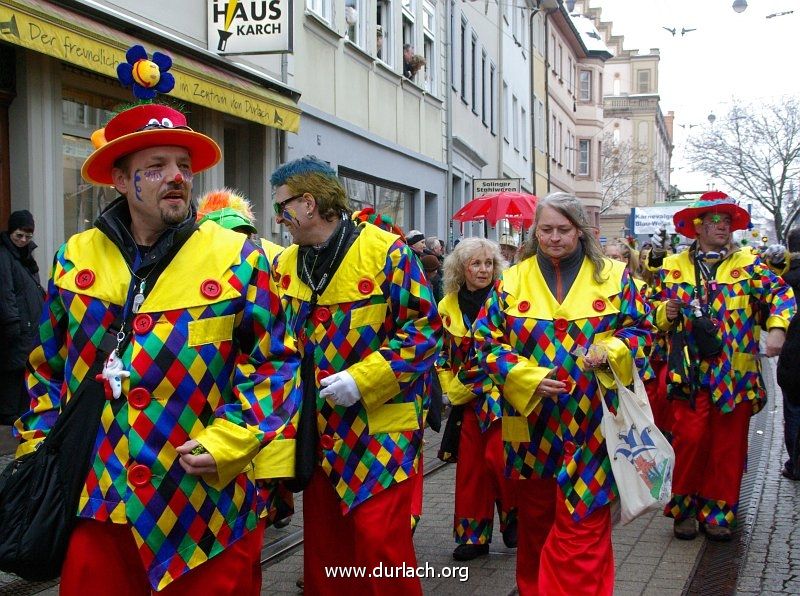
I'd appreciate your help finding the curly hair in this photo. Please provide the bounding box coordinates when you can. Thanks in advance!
[519,192,607,284]
[269,155,349,221]
[442,237,507,295]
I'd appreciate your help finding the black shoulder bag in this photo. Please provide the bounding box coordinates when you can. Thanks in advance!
[0,321,121,580]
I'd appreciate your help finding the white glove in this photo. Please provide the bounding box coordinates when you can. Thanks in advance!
[320,370,361,407]
[650,228,668,257]
[441,392,451,407]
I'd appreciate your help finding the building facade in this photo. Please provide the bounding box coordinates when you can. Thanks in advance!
[0,0,302,272]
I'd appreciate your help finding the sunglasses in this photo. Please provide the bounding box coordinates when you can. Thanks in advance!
[273,193,305,216]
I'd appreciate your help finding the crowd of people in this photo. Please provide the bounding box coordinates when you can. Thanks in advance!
[2,91,798,596]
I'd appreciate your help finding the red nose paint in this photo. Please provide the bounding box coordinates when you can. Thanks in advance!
[174,173,184,184]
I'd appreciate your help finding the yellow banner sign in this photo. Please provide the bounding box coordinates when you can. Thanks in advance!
[0,0,300,132]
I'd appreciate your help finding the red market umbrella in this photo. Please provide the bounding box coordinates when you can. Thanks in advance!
[452,192,538,227]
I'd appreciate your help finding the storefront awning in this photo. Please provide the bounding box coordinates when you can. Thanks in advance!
[0,0,301,132]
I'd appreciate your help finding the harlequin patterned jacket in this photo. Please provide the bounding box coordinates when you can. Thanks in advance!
[473,256,651,522]
[15,206,300,591]
[436,292,501,433]
[273,221,442,514]
[651,247,795,413]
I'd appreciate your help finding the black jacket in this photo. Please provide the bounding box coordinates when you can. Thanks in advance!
[0,232,44,370]
[777,255,800,400]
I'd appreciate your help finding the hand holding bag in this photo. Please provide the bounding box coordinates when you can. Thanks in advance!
[599,362,675,524]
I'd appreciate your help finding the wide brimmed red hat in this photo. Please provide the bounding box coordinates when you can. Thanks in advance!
[81,104,221,185]
[672,191,750,239]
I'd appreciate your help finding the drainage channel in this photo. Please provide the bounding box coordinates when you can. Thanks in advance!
[683,360,777,596]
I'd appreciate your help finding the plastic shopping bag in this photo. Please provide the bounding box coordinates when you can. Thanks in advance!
[599,363,675,524]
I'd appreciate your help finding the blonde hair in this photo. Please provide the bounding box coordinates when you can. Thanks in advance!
[604,240,641,277]
[519,192,607,284]
[442,237,507,295]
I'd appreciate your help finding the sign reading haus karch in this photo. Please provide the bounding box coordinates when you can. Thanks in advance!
[208,0,293,55]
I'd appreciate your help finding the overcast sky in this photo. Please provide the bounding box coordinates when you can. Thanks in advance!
[591,0,800,192]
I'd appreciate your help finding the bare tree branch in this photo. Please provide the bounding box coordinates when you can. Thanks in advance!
[686,98,800,240]
[600,134,652,215]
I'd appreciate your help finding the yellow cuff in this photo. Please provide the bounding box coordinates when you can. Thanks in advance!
[438,369,455,392]
[655,303,674,332]
[766,315,790,331]
[447,376,477,406]
[253,439,296,479]
[15,438,43,458]
[596,336,633,389]
[504,361,548,417]
[349,351,402,412]
[194,417,261,489]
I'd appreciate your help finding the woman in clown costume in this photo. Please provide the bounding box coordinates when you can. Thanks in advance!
[473,193,651,595]
[436,237,518,561]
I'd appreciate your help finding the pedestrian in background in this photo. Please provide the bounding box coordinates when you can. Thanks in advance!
[777,227,800,480]
[0,210,44,425]
[437,237,517,561]
[14,100,299,593]
[498,233,519,265]
[473,193,651,595]
[270,155,442,595]
[649,191,795,541]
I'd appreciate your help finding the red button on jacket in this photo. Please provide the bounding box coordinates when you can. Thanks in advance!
[320,434,335,450]
[75,269,95,289]
[128,387,152,410]
[129,464,152,487]
[200,279,221,299]
[313,307,331,324]
[132,313,154,335]
[731,269,741,279]
[592,299,606,312]
[316,369,331,384]
[554,318,568,332]
[358,278,374,295]
[518,300,531,313]
[281,275,291,290]
[563,441,576,456]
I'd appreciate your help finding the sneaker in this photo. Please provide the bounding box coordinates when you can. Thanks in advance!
[703,524,732,542]
[673,518,698,540]
[501,517,518,548]
[452,543,490,561]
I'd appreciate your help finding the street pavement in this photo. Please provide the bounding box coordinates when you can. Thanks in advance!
[1,356,797,595]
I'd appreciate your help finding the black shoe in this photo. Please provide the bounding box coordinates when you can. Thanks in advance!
[781,466,799,481]
[673,518,698,540]
[501,518,518,548]
[452,543,490,561]
[273,515,292,529]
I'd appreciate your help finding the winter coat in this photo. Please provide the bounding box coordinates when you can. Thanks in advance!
[0,232,44,371]
[14,200,300,591]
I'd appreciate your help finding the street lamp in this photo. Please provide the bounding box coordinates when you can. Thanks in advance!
[732,0,747,13]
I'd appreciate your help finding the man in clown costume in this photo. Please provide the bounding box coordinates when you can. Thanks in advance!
[13,99,300,593]
[649,190,795,541]
[270,155,442,595]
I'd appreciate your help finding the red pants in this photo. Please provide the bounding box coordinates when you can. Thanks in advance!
[454,410,516,544]
[516,478,613,596]
[60,518,262,595]
[303,467,422,596]
[644,360,674,435]
[669,390,751,526]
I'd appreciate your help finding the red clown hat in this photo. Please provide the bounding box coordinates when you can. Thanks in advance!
[672,191,750,239]
[81,104,221,185]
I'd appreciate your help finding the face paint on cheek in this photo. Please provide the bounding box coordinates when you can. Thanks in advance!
[283,206,300,225]
[133,170,144,202]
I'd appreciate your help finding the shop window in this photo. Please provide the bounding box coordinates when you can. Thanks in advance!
[339,173,411,230]
[62,96,116,240]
